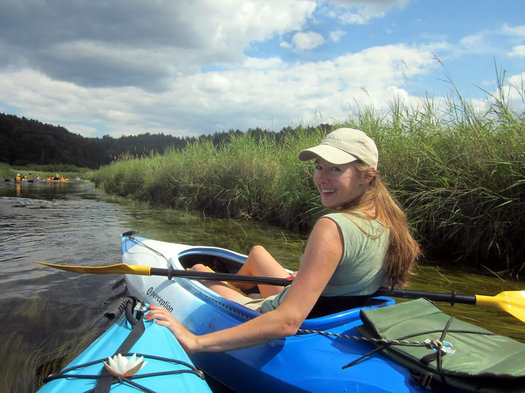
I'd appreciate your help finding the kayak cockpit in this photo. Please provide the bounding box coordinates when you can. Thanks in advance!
[178,246,250,274]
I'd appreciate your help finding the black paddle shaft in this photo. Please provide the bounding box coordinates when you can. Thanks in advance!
[149,266,293,286]
[376,289,477,306]
[149,267,477,306]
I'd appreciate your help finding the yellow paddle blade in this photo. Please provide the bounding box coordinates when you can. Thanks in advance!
[475,291,525,323]
[34,261,153,276]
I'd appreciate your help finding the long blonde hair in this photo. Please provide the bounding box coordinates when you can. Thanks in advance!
[343,162,421,288]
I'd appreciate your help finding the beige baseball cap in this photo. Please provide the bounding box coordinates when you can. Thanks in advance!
[298,128,378,167]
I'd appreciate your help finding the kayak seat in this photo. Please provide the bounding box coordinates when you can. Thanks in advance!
[179,254,239,274]
[307,295,391,319]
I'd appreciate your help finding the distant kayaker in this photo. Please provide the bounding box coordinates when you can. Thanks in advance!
[15,173,21,181]
[147,128,421,353]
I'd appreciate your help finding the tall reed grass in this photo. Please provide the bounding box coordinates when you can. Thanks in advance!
[91,82,524,276]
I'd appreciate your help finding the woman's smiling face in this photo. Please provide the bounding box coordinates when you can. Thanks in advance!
[313,157,369,209]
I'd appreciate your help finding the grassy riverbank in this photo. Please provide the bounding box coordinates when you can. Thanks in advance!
[91,91,524,277]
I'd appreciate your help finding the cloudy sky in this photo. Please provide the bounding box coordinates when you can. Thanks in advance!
[0,0,523,138]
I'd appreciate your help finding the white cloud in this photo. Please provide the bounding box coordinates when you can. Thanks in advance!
[329,30,345,42]
[338,12,367,25]
[66,124,98,138]
[290,31,327,50]
[0,42,438,137]
[504,72,525,107]
[243,57,285,70]
[458,33,493,54]
[457,24,525,56]
[0,0,317,89]
[508,45,525,57]
[201,74,232,93]
[475,72,525,115]
[0,68,151,136]
[501,24,525,38]
[328,0,412,24]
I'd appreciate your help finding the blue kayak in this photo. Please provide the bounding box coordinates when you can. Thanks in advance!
[121,234,432,393]
[37,298,212,393]
[120,233,525,393]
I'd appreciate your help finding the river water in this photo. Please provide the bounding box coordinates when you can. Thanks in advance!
[1,180,523,392]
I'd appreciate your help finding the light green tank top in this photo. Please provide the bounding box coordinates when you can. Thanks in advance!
[261,212,389,312]
[321,212,389,296]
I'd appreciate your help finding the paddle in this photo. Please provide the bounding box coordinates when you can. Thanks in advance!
[374,288,525,323]
[34,261,294,286]
[34,261,525,322]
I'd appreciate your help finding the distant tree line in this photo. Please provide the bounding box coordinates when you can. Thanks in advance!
[0,113,192,168]
[0,113,332,169]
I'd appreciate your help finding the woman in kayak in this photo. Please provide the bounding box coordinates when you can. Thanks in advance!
[147,127,421,352]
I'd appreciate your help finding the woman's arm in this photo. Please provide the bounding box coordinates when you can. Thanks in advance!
[146,217,343,353]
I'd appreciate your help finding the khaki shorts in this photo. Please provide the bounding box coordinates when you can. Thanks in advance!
[233,295,265,312]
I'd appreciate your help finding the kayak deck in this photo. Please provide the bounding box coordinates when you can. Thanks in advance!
[37,299,212,393]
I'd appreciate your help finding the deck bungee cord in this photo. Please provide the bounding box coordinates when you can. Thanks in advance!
[44,353,205,393]
[42,298,206,393]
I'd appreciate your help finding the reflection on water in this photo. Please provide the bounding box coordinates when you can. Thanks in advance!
[0,180,523,393]
[0,181,132,392]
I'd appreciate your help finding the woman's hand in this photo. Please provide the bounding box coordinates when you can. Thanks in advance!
[145,304,199,353]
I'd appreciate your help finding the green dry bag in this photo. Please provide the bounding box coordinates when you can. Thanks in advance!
[358,298,525,392]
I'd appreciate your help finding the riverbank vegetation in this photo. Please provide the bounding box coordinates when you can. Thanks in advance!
[91,85,524,278]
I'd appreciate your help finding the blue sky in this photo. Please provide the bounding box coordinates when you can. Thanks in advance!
[0,0,523,138]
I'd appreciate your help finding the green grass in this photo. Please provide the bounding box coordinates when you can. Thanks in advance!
[90,81,524,277]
